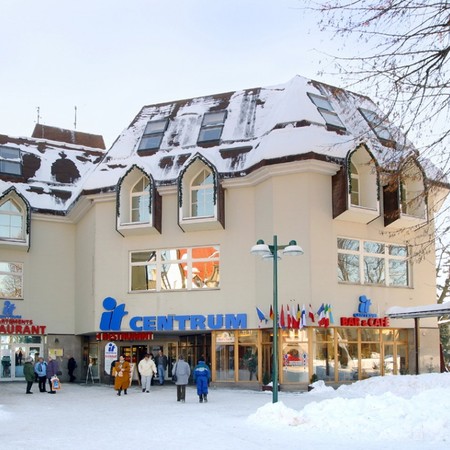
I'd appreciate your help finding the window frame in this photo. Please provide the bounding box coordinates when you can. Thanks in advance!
[337,237,409,287]
[0,261,24,299]
[138,118,169,151]
[0,146,22,176]
[130,246,220,292]
[190,168,214,218]
[307,93,346,129]
[130,176,151,224]
[359,108,394,142]
[197,111,227,143]
[0,198,25,241]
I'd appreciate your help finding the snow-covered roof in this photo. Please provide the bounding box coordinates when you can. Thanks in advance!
[386,302,450,319]
[1,75,446,214]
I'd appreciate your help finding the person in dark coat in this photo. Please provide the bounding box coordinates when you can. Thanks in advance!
[24,356,35,394]
[46,356,59,394]
[193,357,211,403]
[68,356,77,382]
[155,349,168,385]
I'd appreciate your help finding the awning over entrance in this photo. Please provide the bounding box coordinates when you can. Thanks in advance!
[386,302,450,319]
[386,301,450,374]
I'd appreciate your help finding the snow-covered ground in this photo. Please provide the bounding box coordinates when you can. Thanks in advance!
[1,373,449,449]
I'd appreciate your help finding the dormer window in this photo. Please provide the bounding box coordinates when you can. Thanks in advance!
[350,162,360,206]
[138,119,169,151]
[131,177,151,223]
[307,93,346,129]
[0,199,25,240]
[359,108,394,142]
[0,146,22,176]
[191,168,214,217]
[0,189,30,250]
[117,167,161,236]
[332,146,379,224]
[383,159,427,228]
[198,111,226,143]
[178,157,224,231]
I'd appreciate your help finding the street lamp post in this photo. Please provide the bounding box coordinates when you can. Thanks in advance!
[251,235,303,403]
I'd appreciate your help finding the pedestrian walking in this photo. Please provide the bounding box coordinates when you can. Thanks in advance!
[138,354,157,393]
[193,357,211,403]
[172,355,191,402]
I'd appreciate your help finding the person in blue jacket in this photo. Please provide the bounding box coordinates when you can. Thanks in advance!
[193,357,211,403]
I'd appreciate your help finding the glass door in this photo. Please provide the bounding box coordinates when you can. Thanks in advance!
[0,339,43,381]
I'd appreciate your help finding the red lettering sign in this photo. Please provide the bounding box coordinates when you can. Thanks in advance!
[340,317,390,328]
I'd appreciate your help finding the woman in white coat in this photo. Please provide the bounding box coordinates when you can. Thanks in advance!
[172,355,191,402]
[138,354,157,393]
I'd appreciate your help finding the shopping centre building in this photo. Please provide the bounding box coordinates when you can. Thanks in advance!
[1,75,448,387]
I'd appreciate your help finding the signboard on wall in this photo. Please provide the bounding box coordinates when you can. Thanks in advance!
[104,342,118,375]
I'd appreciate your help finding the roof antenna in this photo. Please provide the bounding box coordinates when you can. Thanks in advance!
[36,106,41,124]
[74,105,77,130]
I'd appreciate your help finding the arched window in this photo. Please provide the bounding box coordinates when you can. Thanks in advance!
[190,168,214,217]
[350,161,360,206]
[131,176,150,223]
[0,199,24,240]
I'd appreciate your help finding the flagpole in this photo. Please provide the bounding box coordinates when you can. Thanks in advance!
[272,235,279,403]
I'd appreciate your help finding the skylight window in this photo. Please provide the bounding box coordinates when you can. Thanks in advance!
[138,118,169,151]
[0,146,21,176]
[359,108,394,142]
[307,93,346,129]
[198,111,227,143]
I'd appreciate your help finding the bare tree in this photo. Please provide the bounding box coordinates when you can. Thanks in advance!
[304,0,450,365]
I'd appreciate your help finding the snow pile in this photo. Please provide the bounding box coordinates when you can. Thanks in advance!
[248,373,450,445]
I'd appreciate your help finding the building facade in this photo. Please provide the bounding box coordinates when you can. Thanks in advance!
[1,76,448,387]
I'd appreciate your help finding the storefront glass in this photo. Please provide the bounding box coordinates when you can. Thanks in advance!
[238,330,258,381]
[337,328,358,381]
[313,328,335,382]
[0,336,43,381]
[360,329,381,378]
[281,329,309,383]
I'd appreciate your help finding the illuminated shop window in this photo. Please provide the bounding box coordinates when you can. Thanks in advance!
[337,238,409,287]
[0,261,23,299]
[130,246,220,292]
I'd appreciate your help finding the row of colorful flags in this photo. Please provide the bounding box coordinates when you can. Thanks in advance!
[256,303,334,328]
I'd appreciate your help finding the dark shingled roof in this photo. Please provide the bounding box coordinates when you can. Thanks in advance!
[32,124,106,150]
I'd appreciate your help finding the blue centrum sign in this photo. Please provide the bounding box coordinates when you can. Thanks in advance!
[99,297,248,332]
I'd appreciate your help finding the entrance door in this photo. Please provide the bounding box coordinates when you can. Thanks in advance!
[0,341,43,381]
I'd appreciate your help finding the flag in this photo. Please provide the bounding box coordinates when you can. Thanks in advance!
[287,304,292,329]
[308,304,315,323]
[280,305,286,328]
[327,303,334,324]
[291,304,300,329]
[318,303,328,327]
[301,304,307,328]
[269,305,274,321]
[317,303,325,316]
[256,307,268,324]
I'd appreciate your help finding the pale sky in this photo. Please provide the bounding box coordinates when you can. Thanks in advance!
[0,0,342,148]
